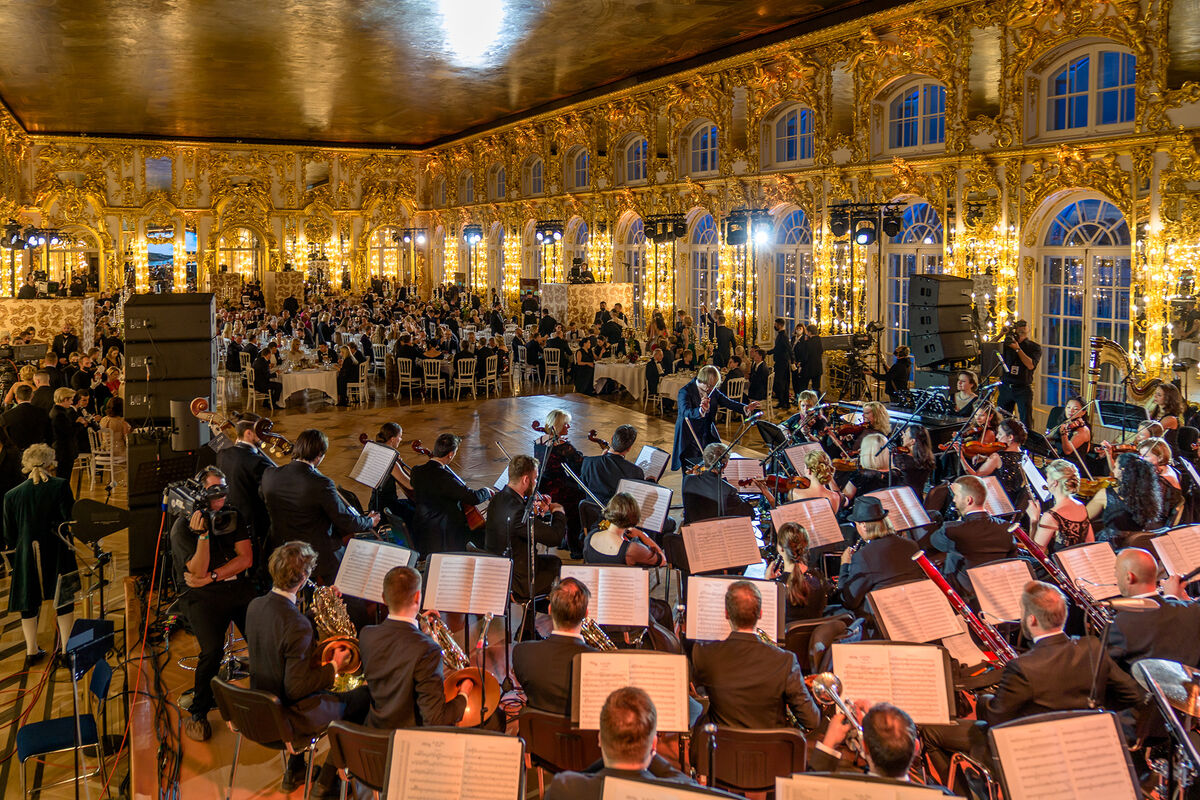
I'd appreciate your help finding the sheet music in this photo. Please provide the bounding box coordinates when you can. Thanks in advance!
[940,616,989,667]
[1055,542,1120,601]
[560,565,650,626]
[423,554,512,615]
[776,773,948,800]
[333,538,416,603]
[832,642,952,725]
[989,713,1137,800]
[865,487,931,531]
[1022,454,1052,505]
[869,580,962,643]
[575,652,689,732]
[616,478,672,533]
[978,475,1017,516]
[722,457,765,493]
[784,443,823,475]
[473,469,510,521]
[968,559,1034,624]
[685,576,782,642]
[769,498,843,548]
[386,729,523,800]
[603,776,734,799]
[348,441,397,490]
[1151,525,1200,577]
[634,445,670,481]
[681,517,764,574]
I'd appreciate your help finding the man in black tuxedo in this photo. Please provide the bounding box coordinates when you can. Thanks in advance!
[713,311,736,368]
[521,292,540,326]
[547,326,573,379]
[771,318,792,410]
[392,333,423,371]
[216,415,276,574]
[681,443,753,523]
[600,315,625,356]
[926,476,1017,596]
[691,581,821,731]
[224,336,244,375]
[245,542,367,794]
[1,385,52,451]
[580,425,648,504]
[358,566,472,729]
[645,347,668,401]
[409,432,496,554]
[538,308,558,337]
[252,344,283,406]
[838,498,924,611]
[593,302,611,327]
[30,371,54,412]
[484,454,565,601]
[260,430,379,584]
[795,323,824,393]
[51,324,79,364]
[810,703,954,794]
[1108,547,1200,671]
[670,365,760,471]
[746,347,769,403]
[512,578,595,715]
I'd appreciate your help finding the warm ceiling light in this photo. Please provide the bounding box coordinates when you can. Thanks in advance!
[437,0,507,68]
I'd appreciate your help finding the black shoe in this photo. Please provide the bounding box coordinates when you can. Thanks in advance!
[310,764,341,799]
[280,763,307,794]
[23,649,46,668]
[183,715,212,742]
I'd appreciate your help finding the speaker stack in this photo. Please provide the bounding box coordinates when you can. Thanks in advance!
[907,274,979,367]
[124,293,216,573]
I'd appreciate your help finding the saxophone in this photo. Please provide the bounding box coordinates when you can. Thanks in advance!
[307,582,363,691]
[421,612,502,727]
[1085,336,1162,406]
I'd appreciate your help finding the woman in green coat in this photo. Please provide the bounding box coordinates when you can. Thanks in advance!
[3,444,76,666]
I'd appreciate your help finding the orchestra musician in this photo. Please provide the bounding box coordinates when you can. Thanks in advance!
[791,450,843,513]
[534,410,586,558]
[841,433,900,509]
[358,566,472,729]
[1033,460,1093,554]
[1139,437,1185,525]
[582,492,666,567]
[813,703,954,794]
[1055,395,1092,467]
[766,522,830,623]
[690,580,821,731]
[260,429,379,585]
[579,424,650,504]
[512,578,596,714]
[681,443,754,523]
[215,414,275,579]
[838,498,924,611]
[849,401,891,453]
[485,454,566,600]
[1107,548,1200,672]
[409,432,496,554]
[957,418,1029,509]
[671,365,760,472]
[952,371,980,416]
[926,476,1017,597]
[1147,382,1185,433]
[245,542,368,796]
[1085,452,1164,543]
[893,425,934,500]
[365,422,415,530]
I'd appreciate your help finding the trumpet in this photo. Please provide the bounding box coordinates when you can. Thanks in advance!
[305,581,363,692]
[421,612,502,727]
[805,672,863,755]
[581,618,617,651]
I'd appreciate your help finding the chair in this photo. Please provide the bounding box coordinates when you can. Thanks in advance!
[479,354,501,397]
[579,500,603,537]
[782,614,854,674]
[371,343,386,377]
[88,427,116,487]
[325,721,391,800]
[211,677,324,800]
[246,366,273,411]
[396,358,420,401]
[421,359,445,402]
[693,725,806,797]
[517,345,540,384]
[18,659,112,796]
[718,378,747,425]
[347,361,370,406]
[453,357,477,400]
[73,448,96,489]
[544,347,564,386]
[215,375,228,412]
[518,709,602,798]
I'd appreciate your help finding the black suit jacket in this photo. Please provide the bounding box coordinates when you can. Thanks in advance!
[927,512,1017,593]
[252,355,275,392]
[512,634,595,715]
[30,386,54,412]
[359,618,467,728]
[245,591,340,735]
[580,453,645,505]
[747,361,769,401]
[2,402,52,450]
[49,404,78,467]
[545,767,706,800]
[484,485,565,591]
[772,330,791,370]
[798,335,825,378]
[410,460,491,554]
[681,472,752,523]
[645,358,665,395]
[984,632,1143,725]
[691,632,821,730]
[1108,595,1200,672]
[538,316,558,337]
[260,461,374,583]
[671,381,747,471]
[216,442,275,544]
[714,326,736,367]
[837,535,925,611]
[593,310,611,326]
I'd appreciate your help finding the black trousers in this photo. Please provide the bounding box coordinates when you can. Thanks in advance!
[997,383,1034,427]
[183,580,255,718]
[774,365,791,406]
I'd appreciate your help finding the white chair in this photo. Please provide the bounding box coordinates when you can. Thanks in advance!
[396,358,420,401]
[371,343,386,377]
[719,377,748,426]
[72,449,95,489]
[215,375,228,413]
[246,367,273,411]
[517,345,540,384]
[544,347,565,386]
[239,351,252,389]
[88,427,116,486]
[479,354,501,398]
[453,358,477,401]
[421,359,444,402]
[347,361,370,406]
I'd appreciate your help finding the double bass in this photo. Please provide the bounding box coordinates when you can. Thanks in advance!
[412,440,486,531]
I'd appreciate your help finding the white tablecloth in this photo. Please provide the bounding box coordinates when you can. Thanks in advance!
[1180,340,1200,364]
[281,369,339,399]
[658,372,695,400]
[594,361,648,398]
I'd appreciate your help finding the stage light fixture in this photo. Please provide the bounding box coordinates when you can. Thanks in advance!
[463,224,484,244]
[754,227,770,245]
[853,220,877,246]
[553,230,562,241]
[416,233,426,246]
[829,207,850,237]
[881,212,903,238]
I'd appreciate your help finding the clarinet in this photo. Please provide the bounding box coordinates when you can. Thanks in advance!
[912,550,1017,665]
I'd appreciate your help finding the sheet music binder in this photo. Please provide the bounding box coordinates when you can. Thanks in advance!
[382,726,525,800]
[830,641,955,725]
[571,651,690,733]
[685,575,785,641]
[348,441,398,490]
[776,772,948,798]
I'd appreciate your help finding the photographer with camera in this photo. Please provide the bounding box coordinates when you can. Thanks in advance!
[998,320,1041,427]
[168,465,254,742]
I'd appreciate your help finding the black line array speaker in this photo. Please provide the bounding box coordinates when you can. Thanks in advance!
[908,274,972,308]
[909,306,974,338]
[911,331,980,366]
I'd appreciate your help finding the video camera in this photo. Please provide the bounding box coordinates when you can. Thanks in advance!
[164,478,237,536]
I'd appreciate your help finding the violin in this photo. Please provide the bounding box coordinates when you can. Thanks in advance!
[832,458,858,472]
[959,441,1005,457]
[587,429,610,450]
[836,423,867,439]
[411,440,432,456]
[1101,441,1138,454]
[411,439,485,530]
[738,474,810,491]
[254,416,294,457]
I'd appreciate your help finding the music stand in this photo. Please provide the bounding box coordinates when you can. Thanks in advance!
[1022,430,1058,462]
[754,420,790,476]
[1097,400,1147,439]
[70,500,129,619]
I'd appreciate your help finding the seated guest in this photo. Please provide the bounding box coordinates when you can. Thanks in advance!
[484,454,566,601]
[681,443,754,523]
[1108,548,1200,671]
[724,355,745,382]
[335,345,357,406]
[927,475,1017,597]
[580,424,648,504]
[645,348,670,407]
[838,498,924,611]
[358,566,472,728]
[246,542,367,795]
[583,492,666,567]
[766,522,830,623]
[691,580,821,731]
[544,687,701,800]
[253,343,283,406]
[512,578,596,715]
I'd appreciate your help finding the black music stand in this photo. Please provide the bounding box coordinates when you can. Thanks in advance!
[754,420,790,476]
[1022,430,1058,462]
[1097,400,1147,440]
[70,500,129,620]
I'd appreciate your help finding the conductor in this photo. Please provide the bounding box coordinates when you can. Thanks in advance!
[670,365,760,471]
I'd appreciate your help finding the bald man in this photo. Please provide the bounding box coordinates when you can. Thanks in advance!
[1108,548,1200,672]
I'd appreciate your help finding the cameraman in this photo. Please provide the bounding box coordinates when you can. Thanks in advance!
[997,319,1041,427]
[169,466,254,743]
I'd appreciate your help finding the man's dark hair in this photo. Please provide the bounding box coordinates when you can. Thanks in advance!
[382,566,422,610]
[234,412,261,438]
[611,425,638,454]
[774,318,785,329]
[862,703,918,778]
[14,384,31,402]
[432,433,461,458]
[509,453,537,482]
[725,580,762,630]
[293,429,329,462]
[549,577,590,629]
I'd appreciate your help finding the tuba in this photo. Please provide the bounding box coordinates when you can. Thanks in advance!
[421,612,502,727]
[306,582,363,691]
[1085,336,1162,406]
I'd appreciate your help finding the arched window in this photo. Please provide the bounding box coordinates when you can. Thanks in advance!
[690,214,719,321]
[523,158,543,196]
[567,219,589,266]
[687,123,719,176]
[368,226,404,279]
[773,209,814,326]
[621,137,649,184]
[764,106,815,169]
[618,217,646,326]
[885,202,944,353]
[521,221,543,280]
[219,227,262,282]
[490,166,506,201]
[567,148,590,190]
[460,172,475,204]
[434,178,447,208]
[1044,46,1136,135]
[1041,198,1132,406]
[886,81,946,152]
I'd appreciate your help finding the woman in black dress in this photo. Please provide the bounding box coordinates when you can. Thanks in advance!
[573,338,596,395]
[767,522,829,623]
[959,418,1029,509]
[894,424,935,500]
[1085,453,1164,543]
[1034,459,1094,554]
[534,409,586,557]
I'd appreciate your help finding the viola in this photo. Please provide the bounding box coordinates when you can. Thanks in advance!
[960,441,1005,457]
[832,458,858,472]
[836,423,867,439]
[412,439,485,530]
[738,474,810,491]
[587,429,610,450]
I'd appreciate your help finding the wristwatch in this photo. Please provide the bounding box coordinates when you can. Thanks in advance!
[209,570,219,582]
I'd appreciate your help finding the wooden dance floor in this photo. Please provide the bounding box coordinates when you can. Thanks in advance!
[2,386,767,800]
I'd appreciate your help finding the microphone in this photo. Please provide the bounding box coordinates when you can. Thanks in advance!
[980,381,1002,393]
[746,411,765,422]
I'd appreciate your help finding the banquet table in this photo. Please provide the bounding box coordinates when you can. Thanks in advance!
[658,372,695,400]
[281,368,339,399]
[593,360,648,399]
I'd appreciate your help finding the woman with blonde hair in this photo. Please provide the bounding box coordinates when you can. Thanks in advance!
[1035,459,1093,554]
[790,449,843,512]
[535,409,586,557]
[1139,437,1183,525]
[2,364,35,406]
[583,492,665,567]
[3,444,77,666]
[842,433,897,506]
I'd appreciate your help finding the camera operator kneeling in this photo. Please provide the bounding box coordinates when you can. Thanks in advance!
[169,466,255,742]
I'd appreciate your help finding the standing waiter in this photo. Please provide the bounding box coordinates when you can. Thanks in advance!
[771,318,792,411]
[997,320,1041,427]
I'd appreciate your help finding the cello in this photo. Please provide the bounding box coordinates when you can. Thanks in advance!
[412,439,486,531]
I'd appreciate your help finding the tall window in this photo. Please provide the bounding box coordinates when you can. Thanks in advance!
[521,221,543,279]
[886,203,944,353]
[368,226,403,279]
[1046,48,1136,133]
[569,148,590,190]
[887,82,946,151]
[773,209,814,326]
[460,173,474,204]
[690,124,719,175]
[624,137,648,183]
[769,107,814,167]
[491,167,506,200]
[620,217,646,327]
[690,214,719,321]
[567,219,589,266]
[524,158,543,196]
[1040,198,1132,407]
